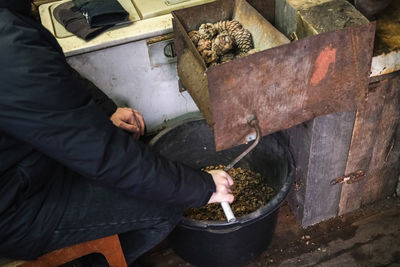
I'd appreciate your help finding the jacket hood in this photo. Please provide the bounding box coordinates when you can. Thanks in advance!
[0,0,32,15]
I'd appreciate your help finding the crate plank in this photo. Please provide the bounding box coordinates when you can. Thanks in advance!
[338,79,387,215]
[362,74,400,204]
[339,73,400,215]
[283,120,313,222]
[286,112,355,227]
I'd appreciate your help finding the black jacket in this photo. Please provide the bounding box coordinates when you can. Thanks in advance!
[0,0,215,260]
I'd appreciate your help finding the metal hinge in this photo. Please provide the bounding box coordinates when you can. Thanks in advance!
[330,170,366,185]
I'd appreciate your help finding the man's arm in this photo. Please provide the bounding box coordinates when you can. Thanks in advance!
[71,69,145,138]
[0,17,216,207]
[70,69,117,117]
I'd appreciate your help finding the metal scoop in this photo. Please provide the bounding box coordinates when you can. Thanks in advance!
[220,115,261,222]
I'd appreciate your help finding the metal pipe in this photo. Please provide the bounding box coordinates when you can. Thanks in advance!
[220,115,261,222]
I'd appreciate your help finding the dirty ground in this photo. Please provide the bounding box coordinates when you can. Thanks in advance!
[140,196,400,267]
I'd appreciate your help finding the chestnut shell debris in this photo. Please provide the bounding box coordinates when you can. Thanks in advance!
[188,20,254,67]
[185,165,275,221]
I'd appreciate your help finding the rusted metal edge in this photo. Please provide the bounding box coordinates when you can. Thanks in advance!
[146,33,174,45]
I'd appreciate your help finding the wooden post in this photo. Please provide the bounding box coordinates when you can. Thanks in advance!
[285,112,355,226]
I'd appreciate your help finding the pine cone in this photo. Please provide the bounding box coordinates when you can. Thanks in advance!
[227,20,243,34]
[236,52,248,58]
[198,23,217,40]
[220,53,235,64]
[212,31,234,56]
[213,20,230,33]
[201,49,218,65]
[232,28,253,53]
[188,30,200,45]
[197,39,212,53]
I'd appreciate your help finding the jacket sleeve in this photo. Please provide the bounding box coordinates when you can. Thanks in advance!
[0,18,215,207]
[70,68,117,117]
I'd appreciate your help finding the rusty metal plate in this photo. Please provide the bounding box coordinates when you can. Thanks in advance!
[208,22,375,150]
[173,0,375,151]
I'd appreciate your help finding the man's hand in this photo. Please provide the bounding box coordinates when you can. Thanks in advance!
[207,169,234,204]
[110,107,145,140]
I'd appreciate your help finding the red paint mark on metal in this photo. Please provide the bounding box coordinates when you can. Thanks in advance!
[311,45,337,86]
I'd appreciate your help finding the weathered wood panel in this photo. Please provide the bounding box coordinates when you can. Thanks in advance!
[305,112,355,225]
[339,72,400,215]
[284,120,313,223]
[338,79,387,215]
[362,74,400,204]
[286,112,355,227]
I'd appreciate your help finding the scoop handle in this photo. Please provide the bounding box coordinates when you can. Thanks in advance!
[221,201,236,222]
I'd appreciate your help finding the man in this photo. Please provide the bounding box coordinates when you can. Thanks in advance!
[0,0,234,265]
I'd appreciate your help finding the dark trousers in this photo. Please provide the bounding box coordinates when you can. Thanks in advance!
[42,176,183,265]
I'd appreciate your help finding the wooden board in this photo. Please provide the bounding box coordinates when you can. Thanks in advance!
[339,72,400,215]
[362,74,400,204]
[338,79,387,215]
[286,112,355,227]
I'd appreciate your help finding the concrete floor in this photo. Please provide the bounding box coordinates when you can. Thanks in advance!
[141,196,400,267]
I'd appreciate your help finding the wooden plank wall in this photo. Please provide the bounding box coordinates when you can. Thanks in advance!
[339,72,400,215]
[287,71,400,227]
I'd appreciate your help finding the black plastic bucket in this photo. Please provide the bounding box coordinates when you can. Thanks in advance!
[150,118,295,267]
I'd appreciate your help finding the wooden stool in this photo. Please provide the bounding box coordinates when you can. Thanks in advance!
[2,235,127,267]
